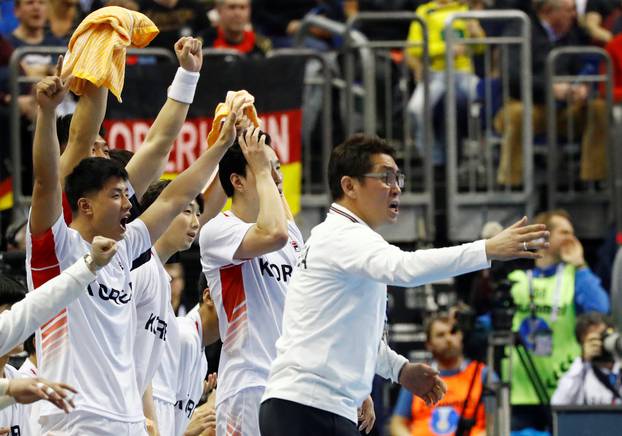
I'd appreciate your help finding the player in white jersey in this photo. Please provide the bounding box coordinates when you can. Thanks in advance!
[175,277,219,436]
[200,128,303,436]
[26,52,246,433]
[132,179,221,435]
[260,134,551,436]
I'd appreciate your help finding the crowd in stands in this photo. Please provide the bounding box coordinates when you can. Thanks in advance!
[0,1,622,436]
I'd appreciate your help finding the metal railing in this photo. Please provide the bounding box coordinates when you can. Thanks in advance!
[546,47,615,238]
[8,46,176,218]
[295,13,435,241]
[445,10,534,241]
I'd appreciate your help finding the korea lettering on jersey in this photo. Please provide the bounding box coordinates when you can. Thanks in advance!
[174,310,207,436]
[26,214,152,422]
[199,213,304,406]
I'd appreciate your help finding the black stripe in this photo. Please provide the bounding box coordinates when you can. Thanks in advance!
[329,206,358,223]
[131,249,152,271]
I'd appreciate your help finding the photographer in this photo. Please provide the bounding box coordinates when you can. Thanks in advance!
[389,314,490,436]
[552,312,622,405]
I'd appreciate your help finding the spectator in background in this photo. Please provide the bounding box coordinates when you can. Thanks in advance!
[204,0,271,56]
[494,0,607,186]
[552,312,622,405]
[389,314,489,436]
[47,0,81,43]
[251,0,344,49]
[582,0,622,45]
[504,209,609,432]
[405,0,485,165]
[6,0,64,78]
[139,0,210,49]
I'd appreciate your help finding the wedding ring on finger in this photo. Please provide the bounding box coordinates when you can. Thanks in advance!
[523,241,528,251]
[45,386,55,396]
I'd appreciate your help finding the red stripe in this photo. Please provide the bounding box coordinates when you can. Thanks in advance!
[42,326,68,350]
[30,226,61,286]
[41,314,67,340]
[41,309,67,330]
[0,178,11,197]
[220,264,246,323]
[61,191,73,225]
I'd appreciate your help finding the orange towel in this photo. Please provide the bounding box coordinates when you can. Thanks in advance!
[61,6,159,102]
[207,90,260,147]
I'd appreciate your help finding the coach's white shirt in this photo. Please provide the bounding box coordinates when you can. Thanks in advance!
[552,357,622,405]
[263,203,490,423]
[0,258,96,357]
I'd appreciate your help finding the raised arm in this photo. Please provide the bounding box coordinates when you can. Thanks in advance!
[30,58,70,235]
[232,128,289,259]
[126,37,203,201]
[139,98,244,243]
[59,82,108,182]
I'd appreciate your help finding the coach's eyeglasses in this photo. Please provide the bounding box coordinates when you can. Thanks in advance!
[362,171,405,189]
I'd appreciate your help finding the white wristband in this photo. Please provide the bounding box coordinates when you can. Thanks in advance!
[167,67,200,104]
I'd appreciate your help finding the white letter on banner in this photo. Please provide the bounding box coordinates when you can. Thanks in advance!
[108,122,133,151]
[199,119,209,153]
[133,122,150,152]
[176,122,198,172]
[267,114,290,163]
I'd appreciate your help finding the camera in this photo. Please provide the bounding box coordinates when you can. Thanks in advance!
[594,328,622,364]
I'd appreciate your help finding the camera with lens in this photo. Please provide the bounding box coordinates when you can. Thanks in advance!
[490,278,515,332]
[593,328,622,364]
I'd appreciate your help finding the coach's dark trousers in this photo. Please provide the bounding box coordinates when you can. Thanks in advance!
[259,398,360,436]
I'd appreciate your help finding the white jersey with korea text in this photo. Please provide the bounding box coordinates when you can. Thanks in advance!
[174,309,207,436]
[132,253,177,398]
[0,365,32,435]
[199,211,304,405]
[152,302,181,405]
[25,213,152,422]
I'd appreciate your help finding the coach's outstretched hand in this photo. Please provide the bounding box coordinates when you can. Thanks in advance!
[6,377,77,413]
[485,216,550,261]
[175,36,203,73]
[35,55,72,110]
[399,363,447,407]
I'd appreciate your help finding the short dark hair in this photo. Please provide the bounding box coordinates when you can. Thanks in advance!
[218,139,247,198]
[141,180,205,214]
[328,133,396,201]
[64,157,128,213]
[0,274,27,306]
[56,113,106,150]
[109,149,134,168]
[575,312,612,343]
[197,272,208,305]
[218,132,273,197]
[24,333,36,356]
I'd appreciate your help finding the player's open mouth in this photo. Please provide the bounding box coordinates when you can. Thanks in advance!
[120,217,128,230]
[389,201,400,213]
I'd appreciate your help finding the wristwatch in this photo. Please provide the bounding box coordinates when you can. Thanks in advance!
[83,253,98,273]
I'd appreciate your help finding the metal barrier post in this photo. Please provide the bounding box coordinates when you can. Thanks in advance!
[546,47,614,238]
[445,10,533,242]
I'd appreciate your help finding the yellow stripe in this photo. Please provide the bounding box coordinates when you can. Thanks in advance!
[0,191,13,211]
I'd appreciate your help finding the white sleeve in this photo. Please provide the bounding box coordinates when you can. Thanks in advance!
[124,218,153,261]
[375,340,408,383]
[0,257,96,356]
[337,227,490,287]
[200,216,253,268]
[551,358,587,405]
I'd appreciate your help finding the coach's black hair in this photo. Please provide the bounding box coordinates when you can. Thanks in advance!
[327,133,396,201]
[141,180,205,215]
[0,274,26,306]
[64,157,128,213]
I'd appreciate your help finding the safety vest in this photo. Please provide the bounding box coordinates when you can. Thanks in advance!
[410,360,486,436]
[504,264,581,405]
